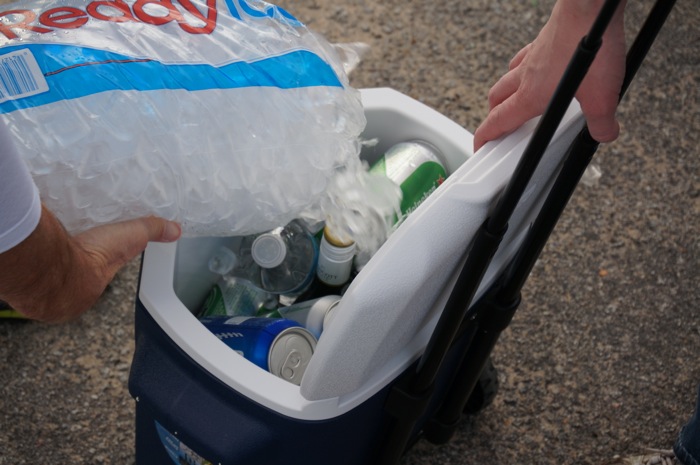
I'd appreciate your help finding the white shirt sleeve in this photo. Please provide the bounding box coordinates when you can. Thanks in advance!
[0,121,41,254]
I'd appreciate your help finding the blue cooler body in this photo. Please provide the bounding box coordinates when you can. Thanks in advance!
[130,296,476,465]
[131,303,392,465]
[130,305,392,464]
[129,88,586,464]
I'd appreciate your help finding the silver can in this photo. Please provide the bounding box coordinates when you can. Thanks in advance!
[272,295,341,339]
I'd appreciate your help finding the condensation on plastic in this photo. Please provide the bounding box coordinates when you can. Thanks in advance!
[0,0,368,236]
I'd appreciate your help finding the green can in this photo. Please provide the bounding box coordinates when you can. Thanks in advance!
[369,139,447,226]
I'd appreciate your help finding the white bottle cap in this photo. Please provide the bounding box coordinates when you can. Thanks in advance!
[252,234,287,268]
[208,246,239,275]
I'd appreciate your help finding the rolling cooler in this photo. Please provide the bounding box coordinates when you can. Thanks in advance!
[128,1,676,463]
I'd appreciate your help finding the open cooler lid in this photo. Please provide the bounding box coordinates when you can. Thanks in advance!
[300,93,585,402]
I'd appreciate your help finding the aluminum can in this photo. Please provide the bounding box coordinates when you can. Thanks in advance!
[264,295,341,339]
[369,139,447,226]
[199,316,316,385]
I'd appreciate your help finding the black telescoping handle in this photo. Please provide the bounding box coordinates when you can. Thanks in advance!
[376,1,624,464]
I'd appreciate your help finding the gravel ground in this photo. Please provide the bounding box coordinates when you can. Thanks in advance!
[1,0,698,464]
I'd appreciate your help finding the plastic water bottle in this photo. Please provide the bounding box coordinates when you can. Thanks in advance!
[198,276,278,318]
[253,220,319,297]
[208,220,319,299]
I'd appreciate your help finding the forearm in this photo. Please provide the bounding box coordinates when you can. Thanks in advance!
[553,0,626,31]
[0,204,99,322]
[557,0,611,15]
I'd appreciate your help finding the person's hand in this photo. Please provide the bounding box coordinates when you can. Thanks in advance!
[0,205,181,323]
[473,0,627,151]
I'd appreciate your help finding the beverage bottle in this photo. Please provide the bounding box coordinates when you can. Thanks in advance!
[316,226,356,287]
[208,220,319,300]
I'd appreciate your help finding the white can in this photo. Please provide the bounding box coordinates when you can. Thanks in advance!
[275,295,341,339]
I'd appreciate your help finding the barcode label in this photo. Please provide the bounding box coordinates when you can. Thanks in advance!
[0,49,49,104]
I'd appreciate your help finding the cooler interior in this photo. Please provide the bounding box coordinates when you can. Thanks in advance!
[134,85,585,419]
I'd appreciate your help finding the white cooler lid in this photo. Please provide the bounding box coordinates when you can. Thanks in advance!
[300,90,585,403]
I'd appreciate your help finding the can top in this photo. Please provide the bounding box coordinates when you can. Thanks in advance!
[252,233,287,268]
[268,327,317,386]
[406,139,444,159]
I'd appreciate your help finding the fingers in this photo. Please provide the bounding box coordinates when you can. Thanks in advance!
[476,86,620,152]
[576,31,625,144]
[488,44,531,111]
[487,69,521,111]
[75,217,181,276]
[141,216,182,243]
[474,92,541,152]
[475,44,537,151]
[509,43,531,70]
[42,216,179,323]
[0,211,180,324]
[582,107,620,143]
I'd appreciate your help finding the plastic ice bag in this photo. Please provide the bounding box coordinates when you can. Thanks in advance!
[0,0,367,236]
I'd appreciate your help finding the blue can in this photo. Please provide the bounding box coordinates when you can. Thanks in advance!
[199,316,317,385]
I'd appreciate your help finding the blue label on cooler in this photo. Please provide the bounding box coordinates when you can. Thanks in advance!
[155,420,213,465]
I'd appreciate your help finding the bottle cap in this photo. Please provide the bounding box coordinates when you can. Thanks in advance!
[320,234,356,261]
[208,246,239,275]
[252,234,287,268]
[323,226,354,248]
